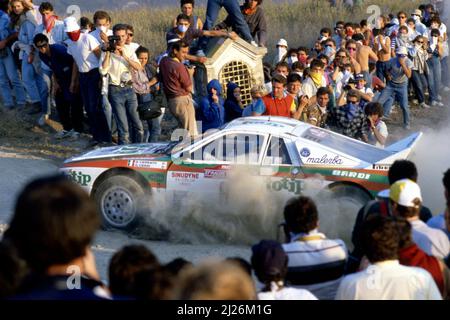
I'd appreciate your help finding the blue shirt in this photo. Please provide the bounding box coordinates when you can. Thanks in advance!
[39,44,74,88]
[0,10,12,41]
[385,56,413,84]
[242,98,266,117]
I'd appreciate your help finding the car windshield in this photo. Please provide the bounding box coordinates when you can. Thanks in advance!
[170,128,223,155]
[300,127,394,163]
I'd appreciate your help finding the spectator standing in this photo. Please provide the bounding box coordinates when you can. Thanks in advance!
[242,84,265,117]
[159,40,198,137]
[64,16,111,145]
[0,0,26,110]
[376,46,412,129]
[410,35,432,108]
[34,33,83,138]
[304,87,330,128]
[99,23,144,145]
[363,102,388,148]
[12,0,49,121]
[333,89,367,140]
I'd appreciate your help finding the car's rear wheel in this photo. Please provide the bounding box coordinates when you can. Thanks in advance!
[94,175,147,231]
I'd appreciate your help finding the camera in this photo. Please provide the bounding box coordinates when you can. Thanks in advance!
[106,35,120,52]
[344,79,358,92]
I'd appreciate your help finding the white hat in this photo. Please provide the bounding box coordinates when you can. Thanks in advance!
[276,39,288,47]
[64,16,80,33]
[389,179,422,207]
[396,46,408,55]
[412,9,423,17]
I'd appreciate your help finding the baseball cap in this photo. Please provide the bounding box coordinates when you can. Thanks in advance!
[355,73,365,81]
[389,179,422,207]
[412,9,423,17]
[251,240,287,278]
[396,46,408,55]
[64,16,80,33]
[276,39,288,48]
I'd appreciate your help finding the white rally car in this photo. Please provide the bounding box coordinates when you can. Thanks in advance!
[62,117,422,231]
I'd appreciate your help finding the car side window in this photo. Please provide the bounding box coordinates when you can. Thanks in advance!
[191,133,264,164]
[263,137,292,165]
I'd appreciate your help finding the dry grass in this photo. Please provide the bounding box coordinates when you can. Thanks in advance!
[95,0,420,61]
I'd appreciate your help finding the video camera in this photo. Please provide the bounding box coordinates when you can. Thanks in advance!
[344,78,358,92]
[106,35,121,52]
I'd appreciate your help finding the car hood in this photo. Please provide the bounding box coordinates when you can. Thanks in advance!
[65,142,176,163]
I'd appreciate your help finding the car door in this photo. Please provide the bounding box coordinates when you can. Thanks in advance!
[166,131,268,204]
[260,135,306,199]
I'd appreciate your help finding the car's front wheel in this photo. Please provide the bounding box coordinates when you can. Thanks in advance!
[94,175,147,231]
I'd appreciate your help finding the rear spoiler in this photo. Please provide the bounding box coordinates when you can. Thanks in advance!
[377,132,423,163]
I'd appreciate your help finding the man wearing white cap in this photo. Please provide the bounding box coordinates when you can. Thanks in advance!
[390,179,450,259]
[411,9,428,37]
[375,46,413,130]
[64,16,111,145]
[272,38,288,66]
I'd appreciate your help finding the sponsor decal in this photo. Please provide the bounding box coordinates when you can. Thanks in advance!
[67,170,92,186]
[305,154,343,165]
[332,170,371,180]
[372,164,390,170]
[300,148,311,158]
[291,167,300,175]
[266,178,304,195]
[170,172,200,184]
[204,169,227,179]
[128,160,168,170]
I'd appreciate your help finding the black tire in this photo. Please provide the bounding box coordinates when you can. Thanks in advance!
[93,175,147,232]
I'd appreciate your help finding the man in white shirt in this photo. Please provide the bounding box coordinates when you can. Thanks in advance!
[281,196,348,300]
[90,10,117,141]
[64,16,111,145]
[390,179,450,259]
[100,23,144,145]
[336,215,442,300]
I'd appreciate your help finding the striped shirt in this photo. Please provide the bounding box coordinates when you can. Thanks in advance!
[282,230,348,300]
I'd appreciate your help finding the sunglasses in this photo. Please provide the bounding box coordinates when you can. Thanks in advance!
[417,41,424,44]
[35,43,47,48]
[399,16,407,19]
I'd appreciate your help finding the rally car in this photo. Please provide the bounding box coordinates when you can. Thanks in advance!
[62,116,422,231]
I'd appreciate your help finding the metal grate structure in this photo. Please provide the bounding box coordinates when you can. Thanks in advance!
[219,61,253,107]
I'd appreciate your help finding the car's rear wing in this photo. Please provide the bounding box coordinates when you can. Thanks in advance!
[379,132,423,162]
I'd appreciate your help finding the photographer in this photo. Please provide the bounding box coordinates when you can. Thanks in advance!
[100,23,144,145]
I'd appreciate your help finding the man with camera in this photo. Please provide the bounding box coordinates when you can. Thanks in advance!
[99,24,144,145]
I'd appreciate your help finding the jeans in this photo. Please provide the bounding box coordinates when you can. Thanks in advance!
[55,85,84,132]
[203,0,253,43]
[21,52,48,107]
[411,70,428,104]
[102,95,118,136]
[361,70,372,89]
[427,56,441,98]
[108,85,144,145]
[441,56,450,87]
[79,68,111,142]
[41,67,52,114]
[0,47,26,107]
[377,81,410,126]
[375,61,389,83]
[146,109,165,142]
